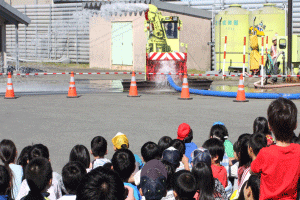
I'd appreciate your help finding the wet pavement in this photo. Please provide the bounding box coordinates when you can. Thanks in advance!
[0,74,299,96]
[0,65,300,95]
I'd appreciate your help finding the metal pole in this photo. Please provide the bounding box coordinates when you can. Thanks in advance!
[35,25,38,60]
[243,36,246,80]
[48,25,50,59]
[76,9,78,63]
[49,4,52,60]
[15,23,19,71]
[25,5,27,60]
[67,31,69,58]
[287,0,292,71]
[261,36,264,86]
[219,17,222,72]
[1,25,4,72]
[284,4,287,36]
[212,4,215,71]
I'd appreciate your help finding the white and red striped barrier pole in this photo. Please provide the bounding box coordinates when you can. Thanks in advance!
[243,36,246,81]
[261,36,264,86]
[266,36,268,54]
[223,35,227,77]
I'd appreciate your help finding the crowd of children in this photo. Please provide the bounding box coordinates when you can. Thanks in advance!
[1,97,300,200]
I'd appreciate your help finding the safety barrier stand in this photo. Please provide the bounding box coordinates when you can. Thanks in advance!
[261,36,264,86]
[223,35,227,79]
[242,36,246,81]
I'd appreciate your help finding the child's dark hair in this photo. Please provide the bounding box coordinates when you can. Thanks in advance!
[192,162,215,200]
[91,136,107,157]
[111,149,135,182]
[238,180,248,200]
[267,98,297,142]
[202,138,224,163]
[233,141,239,152]
[120,144,128,149]
[161,160,177,190]
[77,167,125,200]
[103,162,113,170]
[28,144,49,161]
[158,136,172,157]
[69,145,90,169]
[25,157,53,192]
[141,141,160,162]
[237,134,251,168]
[249,133,267,156]
[17,145,32,169]
[170,139,186,160]
[247,174,261,200]
[0,139,16,197]
[17,145,32,181]
[62,161,87,195]
[0,165,10,196]
[183,129,193,144]
[172,170,197,200]
[209,125,228,143]
[0,139,17,168]
[253,117,271,136]
[291,135,300,144]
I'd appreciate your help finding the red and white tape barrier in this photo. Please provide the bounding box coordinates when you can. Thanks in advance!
[0,72,298,78]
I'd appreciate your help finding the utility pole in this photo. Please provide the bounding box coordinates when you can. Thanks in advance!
[288,0,292,71]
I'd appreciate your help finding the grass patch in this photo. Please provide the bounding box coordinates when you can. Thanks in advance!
[187,69,206,74]
[40,62,90,69]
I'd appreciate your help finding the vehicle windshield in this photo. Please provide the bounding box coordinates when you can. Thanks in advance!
[163,22,178,39]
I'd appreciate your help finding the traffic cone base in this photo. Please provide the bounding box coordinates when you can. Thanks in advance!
[5,72,16,99]
[233,99,249,102]
[67,71,78,98]
[4,96,16,99]
[128,71,140,97]
[67,92,79,98]
[178,97,193,100]
[234,74,249,102]
[128,95,141,97]
[178,74,192,100]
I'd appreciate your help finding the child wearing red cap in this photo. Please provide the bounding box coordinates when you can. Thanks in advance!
[177,123,198,164]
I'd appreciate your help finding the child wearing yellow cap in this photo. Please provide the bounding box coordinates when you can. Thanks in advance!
[112,132,143,169]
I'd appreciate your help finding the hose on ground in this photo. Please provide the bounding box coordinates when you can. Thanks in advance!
[167,75,300,100]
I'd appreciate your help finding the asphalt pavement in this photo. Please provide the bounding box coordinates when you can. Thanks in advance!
[1,91,299,172]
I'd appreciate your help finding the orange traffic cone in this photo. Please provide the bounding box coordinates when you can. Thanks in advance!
[5,72,16,99]
[128,71,141,97]
[178,74,193,100]
[233,74,249,102]
[67,71,78,98]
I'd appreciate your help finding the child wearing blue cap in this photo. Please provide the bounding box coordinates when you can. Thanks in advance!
[211,121,234,159]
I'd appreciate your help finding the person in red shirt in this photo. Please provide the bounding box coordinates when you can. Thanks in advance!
[203,138,228,188]
[251,97,300,200]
